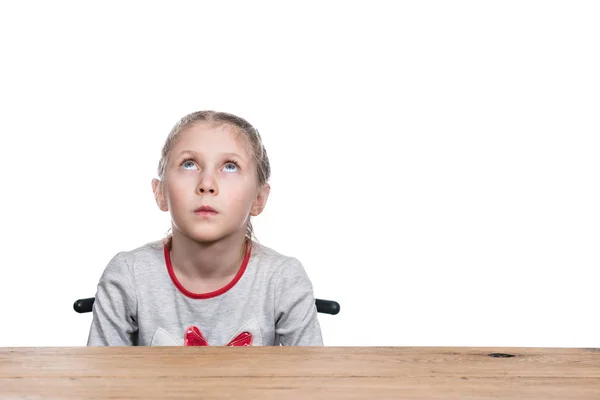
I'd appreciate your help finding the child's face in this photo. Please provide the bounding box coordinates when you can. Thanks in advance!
[153,122,269,244]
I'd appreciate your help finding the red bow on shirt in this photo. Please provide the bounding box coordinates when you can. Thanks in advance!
[184,326,253,346]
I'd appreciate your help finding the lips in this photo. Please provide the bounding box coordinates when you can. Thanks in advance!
[195,206,218,214]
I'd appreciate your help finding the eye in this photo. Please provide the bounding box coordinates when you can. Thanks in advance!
[223,161,239,173]
[180,159,198,170]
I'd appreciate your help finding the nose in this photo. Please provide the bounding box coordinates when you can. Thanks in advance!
[196,171,218,195]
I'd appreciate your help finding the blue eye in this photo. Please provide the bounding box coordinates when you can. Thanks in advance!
[181,160,197,170]
[223,162,239,172]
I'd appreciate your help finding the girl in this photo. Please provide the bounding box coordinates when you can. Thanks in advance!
[87,111,323,346]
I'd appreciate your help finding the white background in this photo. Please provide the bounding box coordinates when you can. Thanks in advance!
[0,1,598,347]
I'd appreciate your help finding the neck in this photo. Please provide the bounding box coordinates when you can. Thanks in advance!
[169,228,248,280]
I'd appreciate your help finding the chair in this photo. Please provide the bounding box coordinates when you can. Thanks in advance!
[74,297,340,315]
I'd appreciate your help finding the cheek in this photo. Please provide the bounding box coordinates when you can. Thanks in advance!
[222,179,257,208]
[164,181,191,206]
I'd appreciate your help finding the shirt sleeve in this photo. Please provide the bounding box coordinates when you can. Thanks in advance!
[274,258,323,346]
[87,252,139,346]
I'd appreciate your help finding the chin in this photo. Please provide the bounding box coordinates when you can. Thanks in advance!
[173,221,244,244]
[189,233,225,244]
[187,227,235,244]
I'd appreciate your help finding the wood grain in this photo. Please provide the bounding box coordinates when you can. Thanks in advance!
[1,347,599,399]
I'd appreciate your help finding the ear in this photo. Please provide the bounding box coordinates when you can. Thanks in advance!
[152,178,169,212]
[250,183,270,217]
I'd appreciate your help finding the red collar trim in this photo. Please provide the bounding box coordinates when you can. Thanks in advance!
[164,241,251,299]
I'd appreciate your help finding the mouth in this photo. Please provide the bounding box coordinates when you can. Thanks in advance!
[194,206,218,215]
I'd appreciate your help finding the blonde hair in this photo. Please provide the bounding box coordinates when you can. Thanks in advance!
[157,111,271,248]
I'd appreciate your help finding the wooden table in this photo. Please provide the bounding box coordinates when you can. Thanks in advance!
[1,347,599,399]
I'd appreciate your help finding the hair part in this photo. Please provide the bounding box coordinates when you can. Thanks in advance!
[157,111,271,248]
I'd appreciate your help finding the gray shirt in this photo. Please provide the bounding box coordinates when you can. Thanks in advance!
[87,240,323,346]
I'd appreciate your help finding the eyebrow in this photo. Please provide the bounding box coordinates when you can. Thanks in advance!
[173,150,246,161]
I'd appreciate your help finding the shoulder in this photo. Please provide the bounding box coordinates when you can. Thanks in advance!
[251,241,299,269]
[121,240,165,264]
[102,240,165,278]
[250,242,311,286]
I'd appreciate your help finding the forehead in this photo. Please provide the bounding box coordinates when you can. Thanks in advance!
[171,121,252,159]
